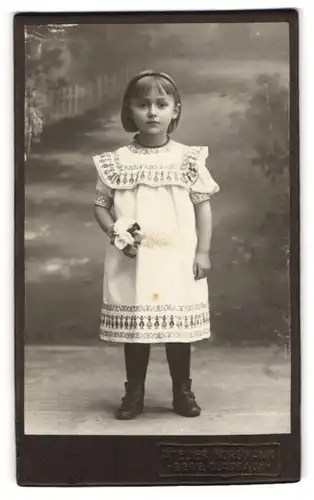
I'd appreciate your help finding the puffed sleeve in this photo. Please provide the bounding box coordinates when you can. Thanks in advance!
[190,146,219,204]
[93,151,115,208]
[93,153,114,208]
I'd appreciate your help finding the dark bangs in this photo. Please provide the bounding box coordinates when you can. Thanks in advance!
[121,73,182,134]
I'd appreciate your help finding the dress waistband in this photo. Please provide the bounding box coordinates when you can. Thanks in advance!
[141,231,180,249]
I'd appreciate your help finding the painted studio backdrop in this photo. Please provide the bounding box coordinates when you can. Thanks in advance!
[24,22,291,435]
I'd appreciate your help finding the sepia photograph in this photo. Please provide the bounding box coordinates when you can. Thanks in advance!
[22,18,293,441]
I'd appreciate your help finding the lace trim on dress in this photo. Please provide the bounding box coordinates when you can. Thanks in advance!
[190,192,212,204]
[99,302,210,341]
[94,191,113,209]
[93,147,201,190]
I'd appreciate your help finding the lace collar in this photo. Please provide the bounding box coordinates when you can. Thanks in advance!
[93,146,202,190]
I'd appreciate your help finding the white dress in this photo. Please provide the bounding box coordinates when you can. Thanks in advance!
[93,139,219,343]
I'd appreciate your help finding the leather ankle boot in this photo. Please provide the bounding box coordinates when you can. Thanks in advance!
[172,379,201,417]
[115,381,145,420]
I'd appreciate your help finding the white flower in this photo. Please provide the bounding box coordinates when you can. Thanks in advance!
[113,218,136,235]
[114,231,135,250]
[112,218,142,251]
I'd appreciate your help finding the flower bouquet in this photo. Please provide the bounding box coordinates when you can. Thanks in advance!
[110,218,144,258]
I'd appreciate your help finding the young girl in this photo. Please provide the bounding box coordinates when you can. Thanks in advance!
[93,69,219,420]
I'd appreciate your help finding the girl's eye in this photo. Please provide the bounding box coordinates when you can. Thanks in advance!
[157,102,168,108]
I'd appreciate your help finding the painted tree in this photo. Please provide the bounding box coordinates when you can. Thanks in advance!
[236,73,290,350]
[24,24,77,158]
[246,74,289,182]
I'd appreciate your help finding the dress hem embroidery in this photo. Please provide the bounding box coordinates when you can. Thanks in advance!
[101,302,209,313]
[99,330,211,343]
[99,302,210,343]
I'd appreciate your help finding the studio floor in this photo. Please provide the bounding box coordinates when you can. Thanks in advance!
[24,344,291,435]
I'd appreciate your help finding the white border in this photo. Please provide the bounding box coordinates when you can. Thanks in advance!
[1,2,313,498]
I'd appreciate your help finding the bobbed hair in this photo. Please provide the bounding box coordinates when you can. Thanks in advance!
[121,69,182,135]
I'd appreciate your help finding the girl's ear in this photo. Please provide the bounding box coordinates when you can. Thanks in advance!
[172,102,181,119]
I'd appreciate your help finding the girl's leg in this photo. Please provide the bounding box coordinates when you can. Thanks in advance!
[116,343,150,420]
[124,343,151,384]
[165,342,201,417]
[165,342,191,382]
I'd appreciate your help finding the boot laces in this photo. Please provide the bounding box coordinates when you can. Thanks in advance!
[121,387,135,406]
[121,392,131,405]
[185,389,196,403]
[120,384,142,408]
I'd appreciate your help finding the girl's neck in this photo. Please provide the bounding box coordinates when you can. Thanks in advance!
[135,132,169,148]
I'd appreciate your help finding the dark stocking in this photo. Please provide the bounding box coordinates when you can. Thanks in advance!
[124,343,151,384]
[165,342,191,383]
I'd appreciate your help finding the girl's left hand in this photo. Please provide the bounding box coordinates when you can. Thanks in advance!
[193,251,211,280]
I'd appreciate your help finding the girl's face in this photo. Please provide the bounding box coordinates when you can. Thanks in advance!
[129,86,179,137]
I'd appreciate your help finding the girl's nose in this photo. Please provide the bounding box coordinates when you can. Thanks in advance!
[148,105,157,116]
